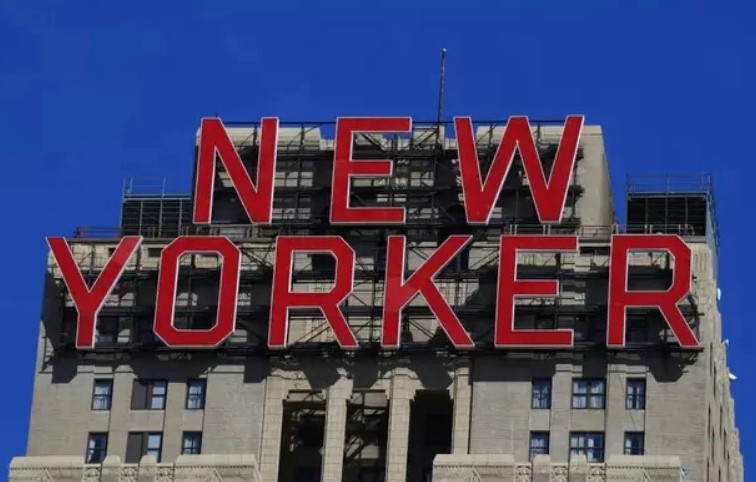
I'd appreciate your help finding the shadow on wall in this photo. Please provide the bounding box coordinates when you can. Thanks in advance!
[470,350,689,384]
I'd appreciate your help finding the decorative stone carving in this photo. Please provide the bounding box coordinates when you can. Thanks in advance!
[514,463,532,482]
[7,455,261,482]
[82,466,101,482]
[155,464,174,482]
[432,454,685,482]
[8,456,83,482]
[588,463,606,482]
[118,465,138,482]
[550,464,568,482]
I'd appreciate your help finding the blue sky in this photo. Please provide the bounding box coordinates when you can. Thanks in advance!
[1,0,754,478]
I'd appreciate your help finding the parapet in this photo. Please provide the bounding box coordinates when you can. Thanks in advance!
[8,454,261,482]
[433,454,685,482]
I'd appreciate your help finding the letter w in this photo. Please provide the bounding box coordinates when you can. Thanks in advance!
[454,115,584,224]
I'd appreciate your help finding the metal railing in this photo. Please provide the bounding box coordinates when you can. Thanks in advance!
[626,173,713,195]
[71,223,702,240]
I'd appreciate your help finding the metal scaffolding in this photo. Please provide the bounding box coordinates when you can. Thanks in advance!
[47,121,705,361]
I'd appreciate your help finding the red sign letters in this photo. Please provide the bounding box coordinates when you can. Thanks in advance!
[48,116,700,351]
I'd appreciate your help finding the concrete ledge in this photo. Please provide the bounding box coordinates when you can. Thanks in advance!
[607,454,683,468]
[433,454,684,482]
[9,456,85,482]
[10,456,84,469]
[8,454,261,482]
[174,453,257,466]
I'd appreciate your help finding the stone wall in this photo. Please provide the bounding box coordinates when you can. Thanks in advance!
[433,454,684,482]
[8,454,261,482]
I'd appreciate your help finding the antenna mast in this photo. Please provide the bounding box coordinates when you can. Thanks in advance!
[436,48,447,131]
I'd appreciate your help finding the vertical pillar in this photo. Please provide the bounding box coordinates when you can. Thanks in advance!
[259,375,286,482]
[321,378,352,482]
[137,455,157,482]
[108,371,138,458]
[532,455,551,482]
[605,364,626,458]
[569,454,588,482]
[550,364,574,461]
[452,360,472,454]
[385,370,415,482]
[161,379,187,462]
[100,455,122,482]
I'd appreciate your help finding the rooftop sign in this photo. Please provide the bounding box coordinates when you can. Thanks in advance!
[46,116,700,351]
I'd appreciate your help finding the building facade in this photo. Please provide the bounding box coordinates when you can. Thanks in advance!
[9,120,743,482]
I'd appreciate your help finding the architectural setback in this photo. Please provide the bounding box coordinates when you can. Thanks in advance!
[9,119,742,482]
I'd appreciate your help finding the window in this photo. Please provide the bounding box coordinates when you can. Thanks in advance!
[96,316,118,343]
[720,405,724,435]
[626,317,648,343]
[572,379,605,409]
[126,432,163,463]
[147,247,162,258]
[357,468,385,482]
[91,380,113,411]
[626,379,646,410]
[570,432,605,462]
[131,379,167,410]
[181,432,202,455]
[624,432,645,455]
[186,379,206,409]
[295,414,325,448]
[529,432,550,461]
[86,433,108,463]
[424,414,452,448]
[294,468,321,482]
[531,379,552,409]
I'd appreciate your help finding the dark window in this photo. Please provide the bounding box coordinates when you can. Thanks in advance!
[572,379,606,409]
[86,433,108,463]
[720,405,724,435]
[296,414,325,448]
[96,316,118,343]
[147,247,162,258]
[424,414,452,448]
[91,380,113,411]
[529,432,550,461]
[357,468,385,482]
[181,432,202,455]
[294,468,321,482]
[186,379,206,409]
[626,317,648,343]
[126,432,163,463]
[626,379,646,410]
[136,317,158,344]
[131,379,167,410]
[624,432,645,455]
[570,432,605,462]
[532,379,552,409]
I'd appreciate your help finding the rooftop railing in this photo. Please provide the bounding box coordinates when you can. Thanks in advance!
[70,223,703,241]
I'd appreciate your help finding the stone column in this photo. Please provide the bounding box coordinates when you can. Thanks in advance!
[549,363,574,461]
[100,455,122,482]
[532,455,551,482]
[137,455,158,482]
[321,378,352,482]
[605,364,626,458]
[259,375,286,482]
[385,370,414,482]
[569,454,588,482]
[452,360,472,454]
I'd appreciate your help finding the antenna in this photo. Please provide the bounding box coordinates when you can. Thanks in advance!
[436,48,448,131]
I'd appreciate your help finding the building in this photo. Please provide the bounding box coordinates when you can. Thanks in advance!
[9,119,743,482]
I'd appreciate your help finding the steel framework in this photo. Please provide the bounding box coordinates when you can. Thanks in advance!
[47,121,706,362]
